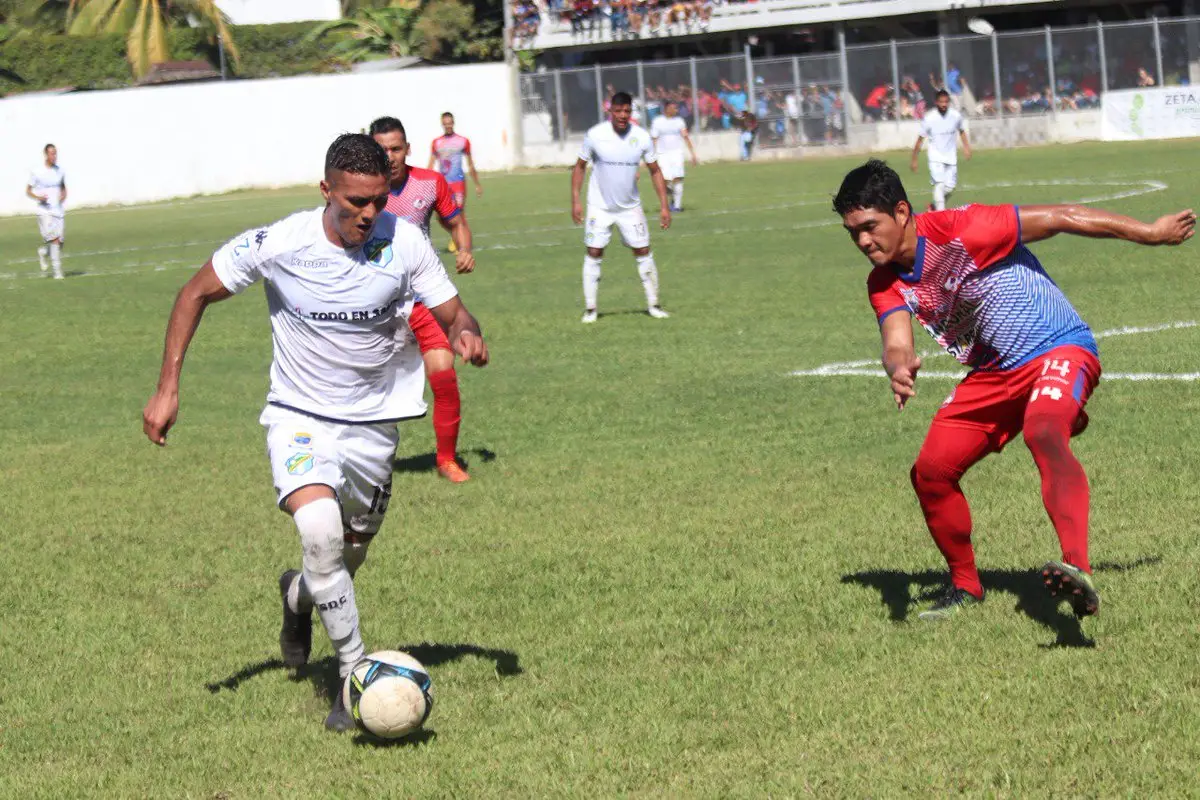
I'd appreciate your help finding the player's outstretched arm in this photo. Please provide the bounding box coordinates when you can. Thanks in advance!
[646,161,672,229]
[683,130,699,165]
[440,213,475,273]
[25,183,44,204]
[143,261,233,446]
[1019,205,1196,246]
[959,130,971,160]
[428,297,488,367]
[909,136,924,172]
[881,311,921,411]
[570,159,588,224]
[467,153,483,197]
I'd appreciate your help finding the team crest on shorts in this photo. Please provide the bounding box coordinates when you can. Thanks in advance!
[363,237,394,268]
[292,432,312,448]
[285,452,315,475]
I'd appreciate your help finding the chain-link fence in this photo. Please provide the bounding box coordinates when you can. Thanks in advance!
[520,16,1199,148]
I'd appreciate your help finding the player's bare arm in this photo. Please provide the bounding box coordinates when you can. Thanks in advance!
[645,161,672,229]
[682,129,699,166]
[1018,205,1196,246]
[960,130,972,160]
[143,261,234,445]
[466,152,483,197]
[60,180,68,206]
[439,213,475,273]
[570,158,588,224]
[25,184,45,204]
[428,297,488,366]
[909,136,924,172]
[880,311,921,410]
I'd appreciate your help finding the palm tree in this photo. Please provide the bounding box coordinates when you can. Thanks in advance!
[305,3,423,62]
[66,0,239,78]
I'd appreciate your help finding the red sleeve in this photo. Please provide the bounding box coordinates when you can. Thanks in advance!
[867,266,908,324]
[434,174,459,220]
[462,137,472,155]
[955,204,1020,269]
[430,138,439,154]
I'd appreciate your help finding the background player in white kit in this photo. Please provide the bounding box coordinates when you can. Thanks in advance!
[650,100,699,213]
[142,134,488,732]
[26,144,67,280]
[910,90,971,211]
[571,91,673,323]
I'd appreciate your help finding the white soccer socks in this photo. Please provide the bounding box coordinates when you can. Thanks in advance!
[932,183,947,211]
[671,180,684,211]
[48,242,63,279]
[37,246,49,273]
[294,497,364,678]
[583,255,602,311]
[636,254,660,308]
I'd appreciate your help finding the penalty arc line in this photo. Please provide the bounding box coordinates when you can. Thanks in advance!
[790,320,1200,382]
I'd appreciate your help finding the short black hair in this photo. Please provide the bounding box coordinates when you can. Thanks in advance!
[324,133,389,177]
[44,143,55,153]
[832,159,909,217]
[611,91,633,107]
[665,99,678,108]
[441,111,454,119]
[368,116,406,138]
[936,89,950,100]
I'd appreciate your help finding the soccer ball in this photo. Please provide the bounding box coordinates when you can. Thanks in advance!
[342,650,433,739]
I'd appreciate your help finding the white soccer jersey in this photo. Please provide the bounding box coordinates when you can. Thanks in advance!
[29,164,66,216]
[650,115,688,154]
[211,208,458,423]
[920,108,965,165]
[578,121,656,212]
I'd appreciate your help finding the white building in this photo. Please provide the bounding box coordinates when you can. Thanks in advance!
[214,0,340,25]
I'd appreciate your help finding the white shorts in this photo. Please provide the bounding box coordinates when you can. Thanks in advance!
[260,404,398,537]
[929,162,958,190]
[585,205,650,250]
[37,212,64,243]
[658,152,686,181]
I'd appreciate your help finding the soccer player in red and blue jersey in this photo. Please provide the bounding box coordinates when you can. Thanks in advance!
[429,112,483,210]
[371,116,477,483]
[834,159,1195,621]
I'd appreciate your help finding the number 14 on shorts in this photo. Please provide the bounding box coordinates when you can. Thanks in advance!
[1030,358,1071,402]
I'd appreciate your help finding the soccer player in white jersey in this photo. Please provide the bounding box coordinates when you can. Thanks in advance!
[650,100,699,212]
[141,134,488,732]
[571,91,673,323]
[26,144,67,280]
[910,90,971,211]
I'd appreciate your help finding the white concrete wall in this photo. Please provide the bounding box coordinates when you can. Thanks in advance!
[0,63,514,216]
[215,0,340,25]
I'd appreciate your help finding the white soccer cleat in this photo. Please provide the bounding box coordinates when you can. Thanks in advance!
[581,309,598,324]
[647,306,670,319]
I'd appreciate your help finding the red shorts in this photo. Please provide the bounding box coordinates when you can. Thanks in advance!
[932,345,1101,451]
[408,302,451,354]
[448,181,467,208]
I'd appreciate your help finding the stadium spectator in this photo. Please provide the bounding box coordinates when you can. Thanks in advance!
[738,111,758,160]
[784,89,801,144]
[1137,67,1156,87]
[863,82,892,121]
[945,62,965,108]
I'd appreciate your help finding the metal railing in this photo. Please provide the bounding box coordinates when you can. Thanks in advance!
[519,15,1200,148]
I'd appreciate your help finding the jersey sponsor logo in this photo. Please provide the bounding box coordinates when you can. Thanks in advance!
[291,257,328,268]
[285,452,314,475]
[292,432,313,448]
[363,237,394,268]
[255,229,268,248]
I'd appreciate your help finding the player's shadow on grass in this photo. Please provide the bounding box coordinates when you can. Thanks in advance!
[841,557,1162,649]
[393,447,497,475]
[205,641,522,697]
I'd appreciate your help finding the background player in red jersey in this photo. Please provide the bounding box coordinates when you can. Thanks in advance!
[834,159,1194,622]
[371,116,476,483]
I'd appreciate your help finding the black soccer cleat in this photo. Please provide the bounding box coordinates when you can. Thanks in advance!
[1042,561,1100,618]
[324,689,356,732]
[278,569,312,667]
[917,586,984,622]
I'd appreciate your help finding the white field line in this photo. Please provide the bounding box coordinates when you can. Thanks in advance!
[791,320,1200,382]
[0,176,1171,280]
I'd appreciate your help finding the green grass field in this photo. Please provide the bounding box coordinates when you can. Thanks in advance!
[2,140,1199,797]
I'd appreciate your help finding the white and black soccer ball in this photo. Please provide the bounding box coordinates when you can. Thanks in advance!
[342,650,433,739]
